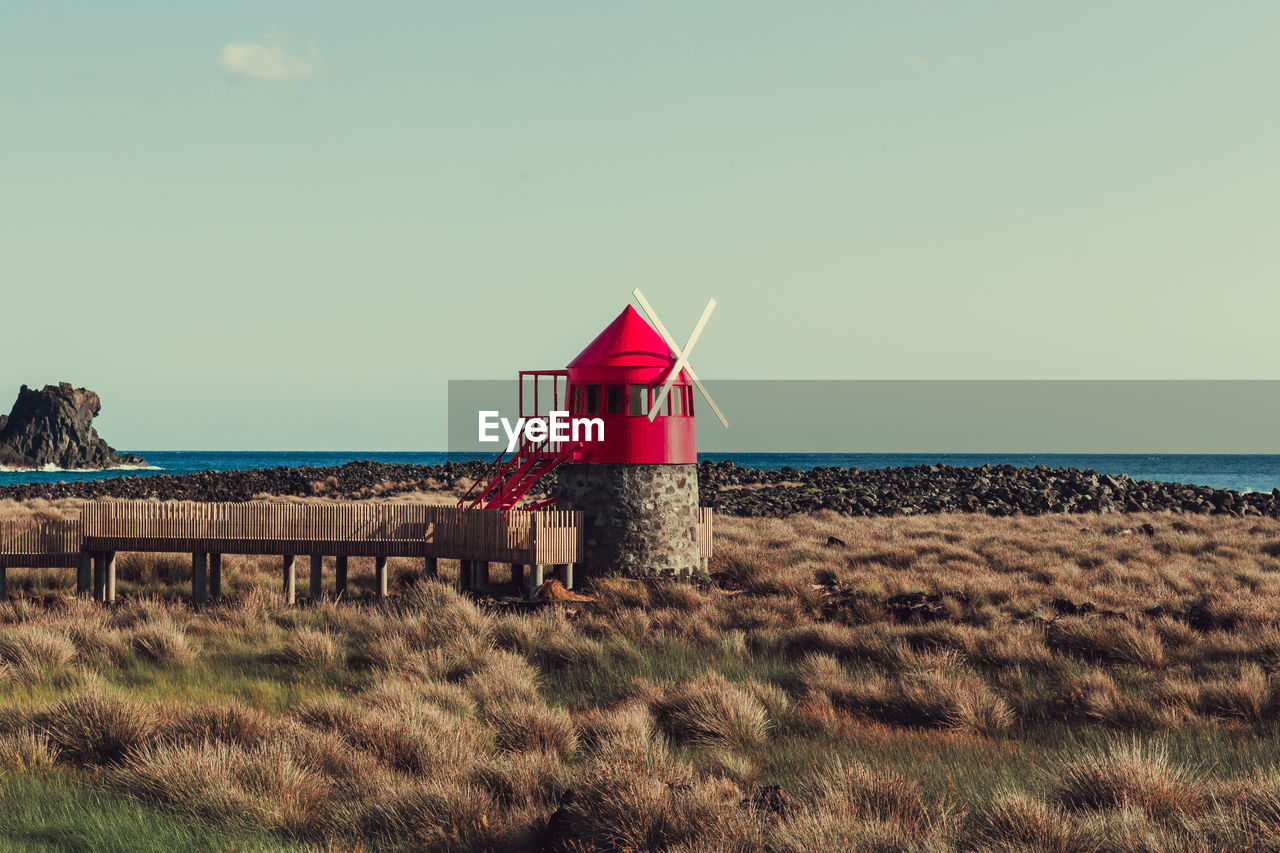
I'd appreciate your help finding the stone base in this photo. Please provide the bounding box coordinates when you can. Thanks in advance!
[555,463,700,580]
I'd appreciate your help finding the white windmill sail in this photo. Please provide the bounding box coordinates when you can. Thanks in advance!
[632,288,729,429]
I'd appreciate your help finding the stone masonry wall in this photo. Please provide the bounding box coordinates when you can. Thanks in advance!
[555,463,700,580]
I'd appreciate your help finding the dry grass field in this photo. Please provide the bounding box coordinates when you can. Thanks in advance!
[2,496,1280,850]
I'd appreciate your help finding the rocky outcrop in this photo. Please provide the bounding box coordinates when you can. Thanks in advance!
[0,383,146,470]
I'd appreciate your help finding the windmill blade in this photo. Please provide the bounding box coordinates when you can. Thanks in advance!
[649,298,715,422]
[633,288,729,429]
[678,363,729,429]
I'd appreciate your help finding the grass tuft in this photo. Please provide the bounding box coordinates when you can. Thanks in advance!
[128,622,195,667]
[36,690,160,766]
[1053,742,1202,821]
[654,670,771,748]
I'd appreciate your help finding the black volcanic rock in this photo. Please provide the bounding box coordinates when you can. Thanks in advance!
[0,383,146,470]
[695,461,1280,520]
[0,453,1276,524]
[0,459,492,503]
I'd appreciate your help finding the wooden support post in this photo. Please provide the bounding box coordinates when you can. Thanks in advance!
[192,552,208,605]
[92,552,106,602]
[526,564,544,600]
[557,562,574,590]
[282,555,296,605]
[424,556,438,580]
[510,562,524,590]
[475,561,489,591]
[310,555,323,600]
[375,555,388,599]
[700,557,709,574]
[335,556,348,597]
[77,551,92,597]
[209,553,222,600]
[459,559,472,592]
[105,552,117,603]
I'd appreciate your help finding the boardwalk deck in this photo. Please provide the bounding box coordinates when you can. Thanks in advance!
[1,500,712,602]
[81,502,583,564]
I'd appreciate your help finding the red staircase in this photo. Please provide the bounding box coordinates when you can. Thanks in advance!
[459,370,575,512]
[461,437,575,511]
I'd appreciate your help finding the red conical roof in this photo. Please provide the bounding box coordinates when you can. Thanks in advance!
[568,305,675,369]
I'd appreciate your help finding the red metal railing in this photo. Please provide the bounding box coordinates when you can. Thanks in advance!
[460,370,576,512]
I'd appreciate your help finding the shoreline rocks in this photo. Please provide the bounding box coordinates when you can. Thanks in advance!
[0,460,488,503]
[697,460,1280,518]
[1,458,1277,520]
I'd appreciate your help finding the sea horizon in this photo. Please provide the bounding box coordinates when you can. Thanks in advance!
[4,450,1280,495]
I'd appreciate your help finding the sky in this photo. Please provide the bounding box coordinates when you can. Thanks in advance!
[3,3,1278,451]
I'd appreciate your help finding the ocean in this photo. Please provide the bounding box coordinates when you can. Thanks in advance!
[3,452,1280,494]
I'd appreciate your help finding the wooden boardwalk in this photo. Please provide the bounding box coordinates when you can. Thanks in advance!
[0,501,713,604]
[80,502,582,562]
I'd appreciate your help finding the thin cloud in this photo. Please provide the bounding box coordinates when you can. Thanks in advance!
[218,37,322,81]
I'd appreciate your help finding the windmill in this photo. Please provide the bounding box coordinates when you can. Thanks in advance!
[461,292,727,518]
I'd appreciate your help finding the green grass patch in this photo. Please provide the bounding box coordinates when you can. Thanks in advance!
[541,638,790,709]
[104,650,362,712]
[0,771,305,852]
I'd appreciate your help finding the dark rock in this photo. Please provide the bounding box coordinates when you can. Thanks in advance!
[742,784,793,818]
[0,383,146,470]
[1051,598,1096,617]
[825,535,848,548]
[1184,602,1236,632]
[885,592,949,623]
[535,788,575,852]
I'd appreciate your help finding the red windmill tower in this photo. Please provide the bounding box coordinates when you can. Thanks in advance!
[461,290,725,581]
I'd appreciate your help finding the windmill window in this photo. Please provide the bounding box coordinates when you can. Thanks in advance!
[628,384,649,416]
[570,386,584,414]
[583,385,601,416]
[670,385,685,416]
[686,386,694,416]
[605,385,625,415]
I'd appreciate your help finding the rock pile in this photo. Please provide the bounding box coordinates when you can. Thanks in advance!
[2,457,1276,520]
[0,460,490,503]
[699,460,1280,519]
